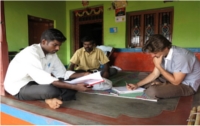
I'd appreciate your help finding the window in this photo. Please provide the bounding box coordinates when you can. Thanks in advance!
[127,7,174,48]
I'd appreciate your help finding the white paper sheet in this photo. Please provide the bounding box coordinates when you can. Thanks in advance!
[112,86,145,94]
[64,72,104,85]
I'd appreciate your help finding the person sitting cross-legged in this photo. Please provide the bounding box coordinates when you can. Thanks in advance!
[126,34,200,99]
[68,36,118,79]
[4,28,93,109]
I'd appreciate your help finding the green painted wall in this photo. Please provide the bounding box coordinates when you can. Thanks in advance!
[4,1,67,63]
[4,1,200,65]
[65,1,200,64]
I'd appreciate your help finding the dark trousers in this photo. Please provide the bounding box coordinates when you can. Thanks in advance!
[75,67,118,77]
[100,67,118,77]
[15,81,77,101]
[139,73,195,99]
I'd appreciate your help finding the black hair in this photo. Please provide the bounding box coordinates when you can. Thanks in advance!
[142,34,172,53]
[40,28,66,43]
[81,36,96,44]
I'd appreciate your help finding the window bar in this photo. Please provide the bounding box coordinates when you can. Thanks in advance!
[145,14,154,42]
[161,12,170,40]
[131,15,140,47]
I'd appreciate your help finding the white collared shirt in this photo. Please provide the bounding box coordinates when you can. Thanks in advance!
[4,44,75,95]
[164,47,173,69]
[162,45,200,92]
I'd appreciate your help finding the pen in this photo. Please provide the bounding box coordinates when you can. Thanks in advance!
[125,81,129,86]
[125,81,132,90]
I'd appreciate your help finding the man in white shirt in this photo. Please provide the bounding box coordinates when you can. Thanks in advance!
[4,28,92,109]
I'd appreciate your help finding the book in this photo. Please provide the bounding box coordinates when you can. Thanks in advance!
[135,94,158,102]
[82,89,157,102]
[112,86,145,94]
[64,72,104,86]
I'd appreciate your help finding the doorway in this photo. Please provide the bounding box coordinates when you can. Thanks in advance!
[73,6,103,51]
[28,15,54,45]
[79,23,103,47]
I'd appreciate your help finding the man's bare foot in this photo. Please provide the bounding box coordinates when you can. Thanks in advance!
[45,98,63,109]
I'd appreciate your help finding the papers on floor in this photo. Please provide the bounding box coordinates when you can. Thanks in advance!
[64,72,104,86]
[112,86,145,94]
[82,89,157,102]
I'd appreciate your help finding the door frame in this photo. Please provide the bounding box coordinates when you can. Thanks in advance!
[28,15,54,45]
[73,6,103,52]
[0,0,9,95]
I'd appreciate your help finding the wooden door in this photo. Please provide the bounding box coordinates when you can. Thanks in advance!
[28,15,54,45]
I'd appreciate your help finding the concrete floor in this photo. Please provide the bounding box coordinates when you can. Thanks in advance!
[1,88,199,125]
[1,71,200,125]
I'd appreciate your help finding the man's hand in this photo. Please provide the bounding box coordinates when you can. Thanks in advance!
[84,72,91,76]
[153,55,163,68]
[126,83,138,90]
[70,72,90,79]
[151,81,162,85]
[102,71,109,78]
[73,83,92,92]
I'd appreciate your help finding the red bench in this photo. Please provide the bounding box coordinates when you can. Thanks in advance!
[111,49,200,72]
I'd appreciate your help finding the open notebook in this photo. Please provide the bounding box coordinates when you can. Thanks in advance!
[64,72,104,86]
[112,86,145,94]
[83,88,158,102]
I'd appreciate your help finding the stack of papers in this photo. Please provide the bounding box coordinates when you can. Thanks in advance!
[112,86,145,94]
[64,72,104,86]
